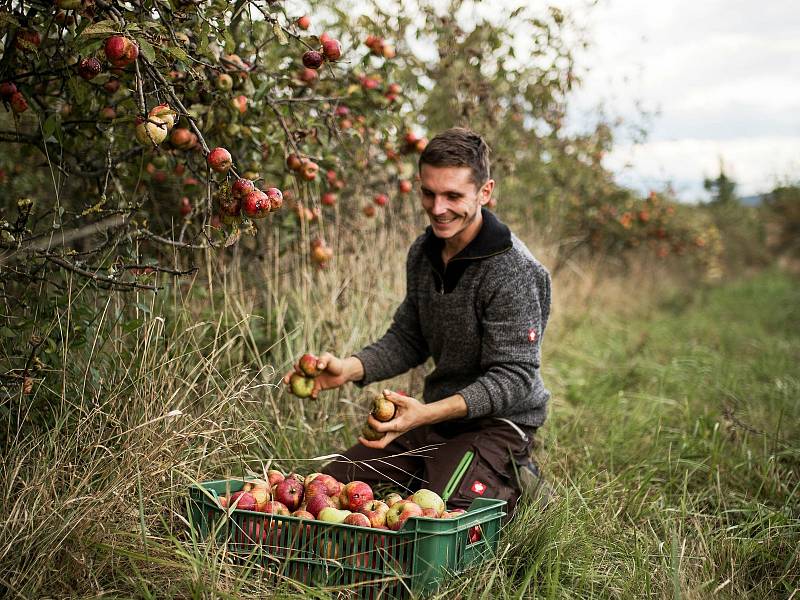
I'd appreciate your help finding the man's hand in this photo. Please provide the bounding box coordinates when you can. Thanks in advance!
[281,353,364,399]
[357,390,468,449]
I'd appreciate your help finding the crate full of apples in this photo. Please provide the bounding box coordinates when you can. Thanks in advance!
[188,471,506,598]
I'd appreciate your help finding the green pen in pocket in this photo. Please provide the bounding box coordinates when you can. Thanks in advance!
[442,450,475,502]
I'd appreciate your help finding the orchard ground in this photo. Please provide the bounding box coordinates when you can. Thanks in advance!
[0,216,797,599]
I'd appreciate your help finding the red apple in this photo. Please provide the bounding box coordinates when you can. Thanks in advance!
[229,491,257,512]
[385,500,422,531]
[241,190,270,219]
[264,187,283,211]
[207,147,232,173]
[0,82,17,99]
[179,196,192,217]
[358,500,389,528]
[343,512,371,528]
[298,353,321,377]
[10,92,28,114]
[468,524,482,543]
[321,38,342,61]
[387,83,402,95]
[104,35,138,67]
[274,478,304,511]
[232,178,255,199]
[103,79,120,93]
[15,29,41,52]
[292,509,314,520]
[339,481,373,512]
[320,32,332,44]
[260,500,290,516]
[298,67,318,84]
[231,94,247,114]
[302,50,324,70]
[305,492,335,517]
[170,127,195,150]
[321,192,337,206]
[286,153,303,171]
[300,161,319,180]
[421,508,438,518]
[77,57,102,80]
[267,470,285,487]
[398,180,412,194]
[307,474,342,497]
[296,15,311,30]
[373,194,388,207]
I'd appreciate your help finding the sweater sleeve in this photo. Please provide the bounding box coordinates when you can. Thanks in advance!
[457,259,551,418]
[353,242,430,385]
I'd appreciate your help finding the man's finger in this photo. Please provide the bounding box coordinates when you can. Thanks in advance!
[383,389,410,404]
[358,436,388,449]
[367,414,394,432]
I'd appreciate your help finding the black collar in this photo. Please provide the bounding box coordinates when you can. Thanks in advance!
[421,208,512,293]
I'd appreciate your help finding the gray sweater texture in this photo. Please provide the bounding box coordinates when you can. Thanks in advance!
[354,209,552,428]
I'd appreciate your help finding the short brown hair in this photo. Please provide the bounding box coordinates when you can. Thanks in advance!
[418,127,491,188]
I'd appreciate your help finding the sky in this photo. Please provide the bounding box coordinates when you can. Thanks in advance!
[558,0,800,201]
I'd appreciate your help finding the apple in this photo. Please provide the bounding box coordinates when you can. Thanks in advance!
[468,525,482,543]
[229,491,257,512]
[318,507,351,524]
[321,38,342,61]
[300,161,319,180]
[286,153,303,171]
[382,44,396,59]
[362,423,384,441]
[362,205,376,218]
[232,178,255,199]
[386,500,422,531]
[9,92,28,114]
[267,470,285,487]
[103,79,120,93]
[260,501,290,516]
[398,180,412,194]
[264,187,283,211]
[358,500,389,528]
[311,245,334,265]
[410,489,445,517]
[302,50,324,70]
[289,373,314,398]
[296,353,320,377]
[339,481,373,512]
[371,394,396,422]
[321,192,337,206]
[231,94,247,114]
[296,15,311,30]
[0,82,17,99]
[298,67,318,84]
[149,104,177,130]
[387,83,402,95]
[373,194,389,207]
[216,73,233,90]
[421,508,438,518]
[415,138,428,152]
[104,35,138,67]
[135,116,169,146]
[77,57,102,80]
[15,29,41,52]
[292,510,314,520]
[207,147,232,173]
[442,509,466,518]
[384,493,403,508]
[251,483,271,511]
[343,512,371,528]
[241,190,270,219]
[305,492,335,517]
[170,127,194,150]
[179,197,192,217]
[274,477,304,511]
[320,32,333,44]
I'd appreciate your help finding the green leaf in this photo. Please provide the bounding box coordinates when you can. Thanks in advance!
[137,37,156,63]
[42,113,58,138]
[198,21,210,54]
[223,30,235,54]
[163,45,188,62]
[79,20,119,38]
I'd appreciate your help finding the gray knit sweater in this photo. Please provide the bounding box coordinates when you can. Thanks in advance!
[354,209,551,428]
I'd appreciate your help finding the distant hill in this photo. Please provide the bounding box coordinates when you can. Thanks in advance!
[739,194,764,207]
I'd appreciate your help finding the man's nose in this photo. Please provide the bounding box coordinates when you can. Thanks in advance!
[430,195,449,214]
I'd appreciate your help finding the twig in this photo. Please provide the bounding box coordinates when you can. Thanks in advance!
[43,254,161,291]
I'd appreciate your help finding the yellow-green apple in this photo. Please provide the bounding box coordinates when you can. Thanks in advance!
[289,373,314,398]
[362,422,384,441]
[318,507,351,523]
[384,493,403,508]
[386,500,422,531]
[149,104,177,130]
[410,489,445,517]
[358,500,389,527]
[216,73,233,90]
[343,512,371,527]
[274,477,304,511]
[371,393,396,422]
[339,481,373,511]
[135,116,169,146]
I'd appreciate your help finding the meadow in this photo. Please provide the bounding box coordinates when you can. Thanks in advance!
[1,217,798,599]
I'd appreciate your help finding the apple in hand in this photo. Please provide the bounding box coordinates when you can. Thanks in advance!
[386,500,423,531]
[339,481,374,511]
[371,393,396,422]
[362,422,384,441]
[298,353,321,377]
[289,373,315,398]
[410,489,445,517]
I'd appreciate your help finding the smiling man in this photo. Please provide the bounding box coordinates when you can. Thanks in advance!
[283,128,552,513]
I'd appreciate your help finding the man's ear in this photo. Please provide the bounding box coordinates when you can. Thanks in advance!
[478,179,495,205]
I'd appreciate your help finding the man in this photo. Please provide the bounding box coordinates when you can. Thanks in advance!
[283,128,552,513]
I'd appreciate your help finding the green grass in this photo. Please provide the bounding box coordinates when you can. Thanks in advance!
[1,260,797,599]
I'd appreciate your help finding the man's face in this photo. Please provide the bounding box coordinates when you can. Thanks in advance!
[419,164,494,241]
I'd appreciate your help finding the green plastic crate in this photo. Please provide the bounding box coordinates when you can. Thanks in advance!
[188,478,506,598]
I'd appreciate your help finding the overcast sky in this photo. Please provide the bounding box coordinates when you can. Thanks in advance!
[559,0,800,201]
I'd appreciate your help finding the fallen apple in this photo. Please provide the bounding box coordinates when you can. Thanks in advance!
[410,489,445,517]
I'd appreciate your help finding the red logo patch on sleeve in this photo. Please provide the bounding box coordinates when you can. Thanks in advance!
[471,480,487,495]
[527,328,537,343]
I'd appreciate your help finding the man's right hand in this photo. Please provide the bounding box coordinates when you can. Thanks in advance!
[281,353,364,399]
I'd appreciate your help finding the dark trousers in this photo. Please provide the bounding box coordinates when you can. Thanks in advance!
[323,418,536,515]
